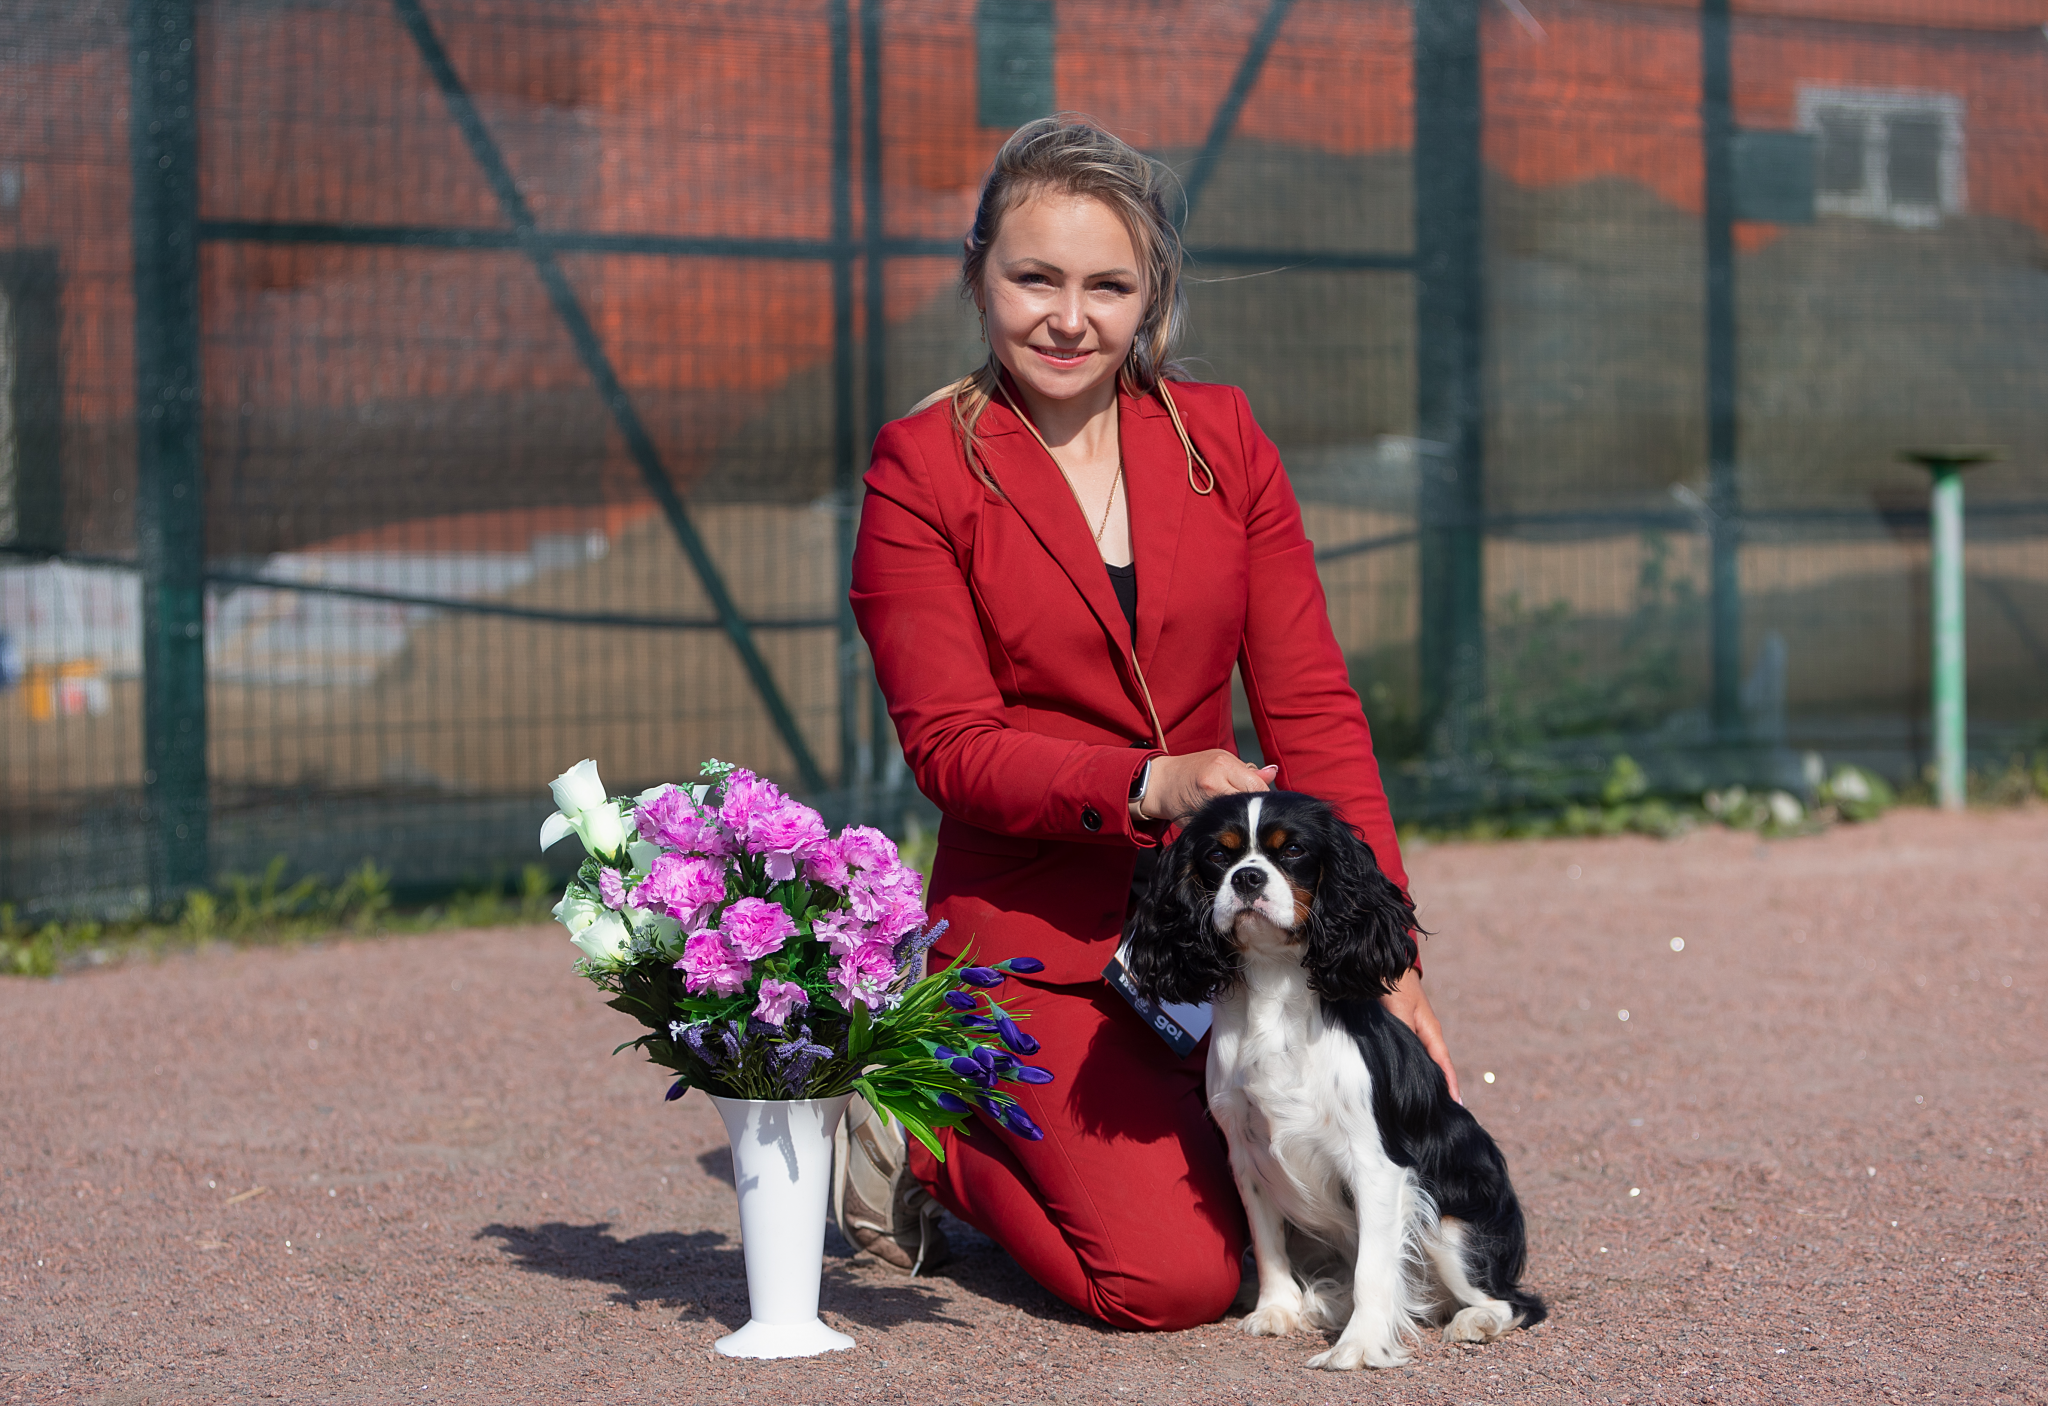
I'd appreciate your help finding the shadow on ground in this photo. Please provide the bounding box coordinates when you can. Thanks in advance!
[684,1141,1108,1330]
[476,1220,985,1329]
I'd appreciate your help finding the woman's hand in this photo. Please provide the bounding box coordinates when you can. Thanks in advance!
[1136,750,1279,822]
[1381,967,1462,1105]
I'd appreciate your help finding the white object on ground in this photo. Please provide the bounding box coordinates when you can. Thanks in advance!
[709,1093,857,1359]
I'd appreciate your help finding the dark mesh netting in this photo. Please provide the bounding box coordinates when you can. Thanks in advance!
[1,0,2042,912]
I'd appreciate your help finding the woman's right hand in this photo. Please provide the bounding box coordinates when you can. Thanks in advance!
[1136,750,1279,823]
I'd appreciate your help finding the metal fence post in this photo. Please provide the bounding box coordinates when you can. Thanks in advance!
[130,0,209,911]
[1414,0,1486,752]
[830,0,862,816]
[860,0,896,823]
[1701,0,1744,740]
[1905,447,2001,810]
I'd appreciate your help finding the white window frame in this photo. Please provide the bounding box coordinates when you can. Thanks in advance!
[1796,85,1965,229]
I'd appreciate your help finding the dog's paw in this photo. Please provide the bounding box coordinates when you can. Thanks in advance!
[1443,1302,1514,1344]
[1239,1298,1309,1337]
[1306,1338,1411,1371]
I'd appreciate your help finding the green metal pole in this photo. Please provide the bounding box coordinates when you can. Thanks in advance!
[1928,464,1965,810]
[1904,447,2001,812]
[131,0,210,911]
[1414,0,1486,753]
[1702,0,1745,742]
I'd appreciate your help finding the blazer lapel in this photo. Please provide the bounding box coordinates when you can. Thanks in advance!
[977,393,1134,662]
[1121,388,1187,671]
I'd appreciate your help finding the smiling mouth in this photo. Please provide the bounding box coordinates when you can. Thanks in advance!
[1030,345,1093,367]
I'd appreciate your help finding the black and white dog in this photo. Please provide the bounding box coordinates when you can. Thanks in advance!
[1124,790,1546,1370]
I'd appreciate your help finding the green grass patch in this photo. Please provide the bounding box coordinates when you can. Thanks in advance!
[2,859,559,979]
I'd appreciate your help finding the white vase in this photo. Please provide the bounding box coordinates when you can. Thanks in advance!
[708,1093,857,1359]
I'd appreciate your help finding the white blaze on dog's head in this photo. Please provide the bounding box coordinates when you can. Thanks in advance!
[1209,796,1302,937]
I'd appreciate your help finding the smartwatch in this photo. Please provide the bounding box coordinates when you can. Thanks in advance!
[1128,758,1153,816]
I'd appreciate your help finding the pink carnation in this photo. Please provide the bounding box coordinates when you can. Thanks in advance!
[634,786,733,856]
[719,897,798,961]
[752,978,810,1028]
[829,941,897,1012]
[850,868,926,942]
[597,868,627,910]
[836,825,898,874]
[676,930,749,997]
[638,852,726,925]
[803,834,851,890]
[719,770,829,872]
[811,911,874,958]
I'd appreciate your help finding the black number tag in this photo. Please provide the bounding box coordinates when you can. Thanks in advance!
[1102,951,1213,1059]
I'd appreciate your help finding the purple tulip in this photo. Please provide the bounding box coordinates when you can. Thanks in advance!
[958,967,1005,988]
[953,1014,998,1032]
[933,1092,972,1113]
[665,1079,687,1101]
[943,991,978,1010]
[1000,957,1045,974]
[995,1016,1040,1056]
[1013,1065,1054,1085]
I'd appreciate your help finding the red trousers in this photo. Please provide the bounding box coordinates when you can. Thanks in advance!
[909,978,1249,1331]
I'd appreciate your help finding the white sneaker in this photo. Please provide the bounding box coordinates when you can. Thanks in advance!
[831,1095,951,1275]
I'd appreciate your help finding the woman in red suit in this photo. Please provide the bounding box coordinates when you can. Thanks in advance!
[849,116,1460,1331]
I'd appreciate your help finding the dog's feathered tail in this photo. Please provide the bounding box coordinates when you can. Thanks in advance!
[1334,995,1547,1330]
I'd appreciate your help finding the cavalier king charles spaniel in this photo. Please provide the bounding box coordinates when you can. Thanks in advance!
[1123,790,1546,1370]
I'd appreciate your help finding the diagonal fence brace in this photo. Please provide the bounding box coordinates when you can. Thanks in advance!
[1177,0,1296,227]
[391,0,828,795]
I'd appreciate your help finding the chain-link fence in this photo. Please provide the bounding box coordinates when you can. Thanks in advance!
[2,0,2043,915]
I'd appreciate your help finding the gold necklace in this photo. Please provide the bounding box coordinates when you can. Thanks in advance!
[995,378,1125,546]
[1086,460,1124,544]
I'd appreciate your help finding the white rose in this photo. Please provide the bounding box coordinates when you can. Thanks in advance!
[554,886,602,936]
[551,758,608,815]
[569,910,631,965]
[629,907,683,951]
[540,759,629,859]
[554,885,628,963]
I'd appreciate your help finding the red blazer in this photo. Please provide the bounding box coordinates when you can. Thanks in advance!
[850,378,1409,985]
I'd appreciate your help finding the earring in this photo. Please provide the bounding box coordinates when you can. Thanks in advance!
[978,313,986,344]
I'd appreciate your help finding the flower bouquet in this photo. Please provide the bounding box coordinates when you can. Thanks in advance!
[541,757,1050,1358]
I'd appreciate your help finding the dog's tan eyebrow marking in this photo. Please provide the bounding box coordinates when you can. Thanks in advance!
[1263,828,1291,850]
[1218,829,1246,851]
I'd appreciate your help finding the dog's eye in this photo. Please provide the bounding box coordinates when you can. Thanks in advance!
[1204,848,1228,866]
[1281,842,1306,858]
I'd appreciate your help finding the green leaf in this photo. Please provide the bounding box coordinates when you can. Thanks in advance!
[848,998,873,1057]
[854,1075,949,1162]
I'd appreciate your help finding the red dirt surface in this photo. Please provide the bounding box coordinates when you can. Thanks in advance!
[3,806,2044,1405]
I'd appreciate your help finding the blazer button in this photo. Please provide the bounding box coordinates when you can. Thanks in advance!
[1081,806,1102,832]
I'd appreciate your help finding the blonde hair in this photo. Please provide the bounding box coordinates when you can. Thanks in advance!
[940,115,1189,490]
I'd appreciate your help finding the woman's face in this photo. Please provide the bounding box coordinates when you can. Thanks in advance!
[978,190,1147,409]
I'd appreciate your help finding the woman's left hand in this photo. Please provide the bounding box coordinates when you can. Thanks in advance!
[1381,967,1462,1105]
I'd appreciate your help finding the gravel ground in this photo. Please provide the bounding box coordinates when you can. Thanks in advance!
[3,806,2044,1406]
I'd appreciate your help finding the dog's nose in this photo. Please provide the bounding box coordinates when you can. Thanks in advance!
[1230,867,1265,897]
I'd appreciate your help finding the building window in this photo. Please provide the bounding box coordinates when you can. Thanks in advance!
[1797,87,1964,228]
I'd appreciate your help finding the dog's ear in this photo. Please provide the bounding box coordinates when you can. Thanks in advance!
[1303,822,1421,1001]
[1122,835,1240,1006]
